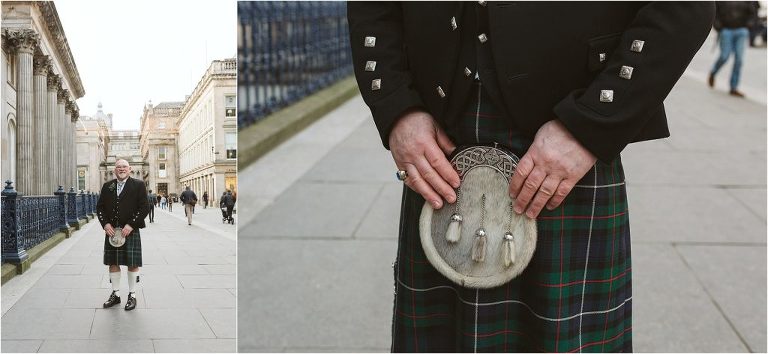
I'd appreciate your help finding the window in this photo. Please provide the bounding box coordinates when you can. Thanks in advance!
[78,169,86,191]
[225,95,236,118]
[158,121,166,129]
[158,163,167,178]
[225,133,236,159]
[158,146,167,160]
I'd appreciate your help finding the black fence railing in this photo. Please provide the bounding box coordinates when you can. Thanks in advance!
[1,181,98,266]
[237,1,353,128]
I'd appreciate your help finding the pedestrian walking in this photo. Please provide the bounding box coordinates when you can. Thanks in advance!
[220,190,235,224]
[160,195,167,209]
[708,1,757,97]
[96,159,149,311]
[203,191,209,209]
[146,189,156,223]
[348,2,713,351]
[167,194,173,212]
[180,186,198,226]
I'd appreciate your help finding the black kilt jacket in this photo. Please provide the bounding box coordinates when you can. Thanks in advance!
[96,177,149,230]
[348,2,715,162]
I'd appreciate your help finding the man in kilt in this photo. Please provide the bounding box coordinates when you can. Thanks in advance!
[97,159,149,311]
[348,2,714,352]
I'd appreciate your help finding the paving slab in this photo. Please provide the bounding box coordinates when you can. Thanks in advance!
[1,340,43,353]
[152,339,236,353]
[238,239,396,349]
[90,309,215,339]
[37,339,155,353]
[200,308,237,338]
[626,185,766,243]
[301,146,394,183]
[46,264,85,275]
[245,182,383,239]
[1,308,95,340]
[676,244,767,353]
[178,274,236,289]
[632,243,748,352]
[354,182,403,239]
[726,188,768,223]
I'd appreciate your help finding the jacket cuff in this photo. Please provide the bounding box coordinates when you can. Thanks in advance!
[368,84,425,150]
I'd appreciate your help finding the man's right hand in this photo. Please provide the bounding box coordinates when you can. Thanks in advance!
[389,109,459,209]
[104,223,115,237]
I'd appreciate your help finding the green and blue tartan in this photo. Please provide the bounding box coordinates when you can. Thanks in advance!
[103,229,143,267]
[391,82,632,352]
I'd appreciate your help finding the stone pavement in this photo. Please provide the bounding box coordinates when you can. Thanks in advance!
[238,35,766,352]
[1,205,236,353]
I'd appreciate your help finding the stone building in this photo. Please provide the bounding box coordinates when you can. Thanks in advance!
[140,100,183,198]
[178,58,237,204]
[1,1,84,195]
[75,103,110,193]
[104,129,145,183]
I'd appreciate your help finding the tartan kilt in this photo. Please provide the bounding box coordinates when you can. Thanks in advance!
[391,82,632,352]
[103,229,143,267]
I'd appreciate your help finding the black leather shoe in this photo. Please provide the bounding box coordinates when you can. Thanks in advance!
[124,293,137,311]
[103,291,121,308]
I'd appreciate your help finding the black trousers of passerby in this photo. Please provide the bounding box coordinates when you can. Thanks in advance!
[148,206,154,223]
[226,206,234,220]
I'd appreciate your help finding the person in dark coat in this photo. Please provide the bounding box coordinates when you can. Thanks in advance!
[180,186,198,226]
[146,189,156,223]
[203,191,209,209]
[97,159,149,311]
[348,2,714,352]
[220,190,235,223]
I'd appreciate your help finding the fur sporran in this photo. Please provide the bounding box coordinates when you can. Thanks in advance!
[109,227,126,247]
[419,144,537,289]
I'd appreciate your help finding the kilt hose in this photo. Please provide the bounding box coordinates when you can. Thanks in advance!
[391,82,632,352]
[103,229,143,267]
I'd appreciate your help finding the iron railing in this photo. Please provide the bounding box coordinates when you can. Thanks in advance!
[2,181,98,265]
[237,1,352,128]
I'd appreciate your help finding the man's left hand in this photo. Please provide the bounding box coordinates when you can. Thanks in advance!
[509,120,597,219]
[122,224,134,237]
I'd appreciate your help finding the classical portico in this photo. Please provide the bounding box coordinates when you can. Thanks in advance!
[1,2,85,195]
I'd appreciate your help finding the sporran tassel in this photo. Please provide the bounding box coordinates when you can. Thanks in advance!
[503,232,516,267]
[446,214,462,243]
[472,228,487,262]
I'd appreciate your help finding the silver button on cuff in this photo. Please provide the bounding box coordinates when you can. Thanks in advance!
[365,61,377,72]
[451,17,458,30]
[436,86,446,98]
[464,67,472,77]
[478,33,488,43]
[372,79,381,91]
[364,36,376,48]
[619,65,634,80]
[599,53,607,62]
[600,90,614,102]
[630,40,644,53]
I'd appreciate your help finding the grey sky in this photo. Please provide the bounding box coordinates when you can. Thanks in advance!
[56,0,236,130]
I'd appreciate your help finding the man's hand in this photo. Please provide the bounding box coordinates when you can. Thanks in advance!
[122,224,134,237]
[389,109,459,209]
[509,120,597,218]
[104,223,115,237]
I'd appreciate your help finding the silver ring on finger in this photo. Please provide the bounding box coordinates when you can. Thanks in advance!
[396,170,408,182]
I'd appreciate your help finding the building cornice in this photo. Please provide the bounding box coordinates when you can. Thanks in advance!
[37,1,85,98]
[179,58,236,120]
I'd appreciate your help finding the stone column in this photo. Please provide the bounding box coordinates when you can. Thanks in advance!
[64,103,73,190]
[69,105,79,191]
[46,74,60,194]
[6,29,39,195]
[56,89,67,189]
[33,55,51,195]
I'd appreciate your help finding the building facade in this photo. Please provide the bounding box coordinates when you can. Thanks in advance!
[103,129,145,183]
[140,101,182,198]
[75,103,110,193]
[178,58,237,204]
[1,1,84,195]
